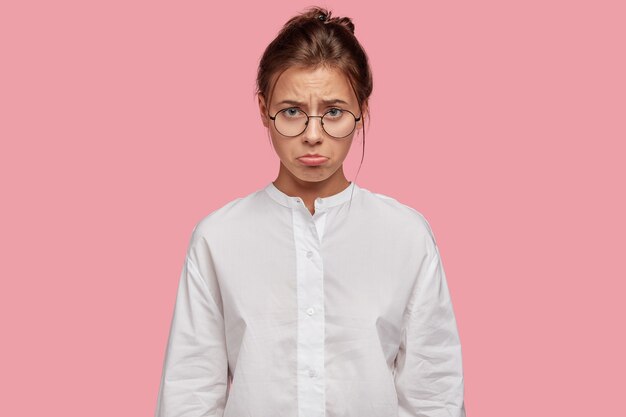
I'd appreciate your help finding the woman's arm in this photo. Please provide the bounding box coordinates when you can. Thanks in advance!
[394,229,466,417]
[155,234,229,417]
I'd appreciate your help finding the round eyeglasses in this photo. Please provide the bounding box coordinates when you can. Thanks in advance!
[269,107,361,138]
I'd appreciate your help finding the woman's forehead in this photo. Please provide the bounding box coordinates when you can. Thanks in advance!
[272,66,355,102]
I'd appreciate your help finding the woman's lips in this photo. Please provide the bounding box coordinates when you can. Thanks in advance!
[297,156,328,166]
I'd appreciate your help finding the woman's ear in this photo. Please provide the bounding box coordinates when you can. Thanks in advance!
[258,94,269,128]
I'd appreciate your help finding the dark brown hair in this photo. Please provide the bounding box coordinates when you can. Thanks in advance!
[256,7,372,114]
[255,6,373,177]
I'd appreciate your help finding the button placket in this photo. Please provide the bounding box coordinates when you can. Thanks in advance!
[292,198,325,416]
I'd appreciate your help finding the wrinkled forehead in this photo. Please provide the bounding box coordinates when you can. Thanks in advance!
[268,65,357,108]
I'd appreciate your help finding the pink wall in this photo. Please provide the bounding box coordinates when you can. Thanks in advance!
[1,1,624,416]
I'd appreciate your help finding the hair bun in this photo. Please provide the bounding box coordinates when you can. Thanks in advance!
[283,7,356,36]
[336,17,355,34]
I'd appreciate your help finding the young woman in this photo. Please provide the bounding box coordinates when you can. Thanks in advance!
[155,7,466,417]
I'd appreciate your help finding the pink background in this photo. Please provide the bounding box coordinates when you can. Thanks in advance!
[1,1,624,415]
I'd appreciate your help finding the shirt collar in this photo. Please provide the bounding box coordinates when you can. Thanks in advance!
[264,181,358,209]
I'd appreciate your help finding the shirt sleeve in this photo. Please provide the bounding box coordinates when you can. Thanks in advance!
[155,231,229,417]
[394,229,466,417]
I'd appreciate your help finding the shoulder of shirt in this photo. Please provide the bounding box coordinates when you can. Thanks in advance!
[187,187,265,240]
[358,186,438,247]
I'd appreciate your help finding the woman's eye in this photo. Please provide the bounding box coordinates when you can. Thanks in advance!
[326,108,344,118]
[284,108,301,117]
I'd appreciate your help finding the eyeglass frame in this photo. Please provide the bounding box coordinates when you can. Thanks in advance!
[268,107,362,139]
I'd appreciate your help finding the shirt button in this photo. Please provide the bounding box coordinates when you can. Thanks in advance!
[306,250,313,259]
[309,369,317,377]
[306,307,315,315]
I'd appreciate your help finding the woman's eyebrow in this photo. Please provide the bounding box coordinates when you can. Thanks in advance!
[277,99,349,106]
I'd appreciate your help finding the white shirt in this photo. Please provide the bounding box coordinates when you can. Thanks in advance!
[155,181,466,417]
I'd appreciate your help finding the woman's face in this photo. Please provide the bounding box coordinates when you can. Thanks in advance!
[258,65,365,184]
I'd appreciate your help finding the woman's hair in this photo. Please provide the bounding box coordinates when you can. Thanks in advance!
[256,6,372,116]
[255,6,373,179]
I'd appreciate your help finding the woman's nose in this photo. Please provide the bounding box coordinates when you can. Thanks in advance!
[303,116,324,142]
